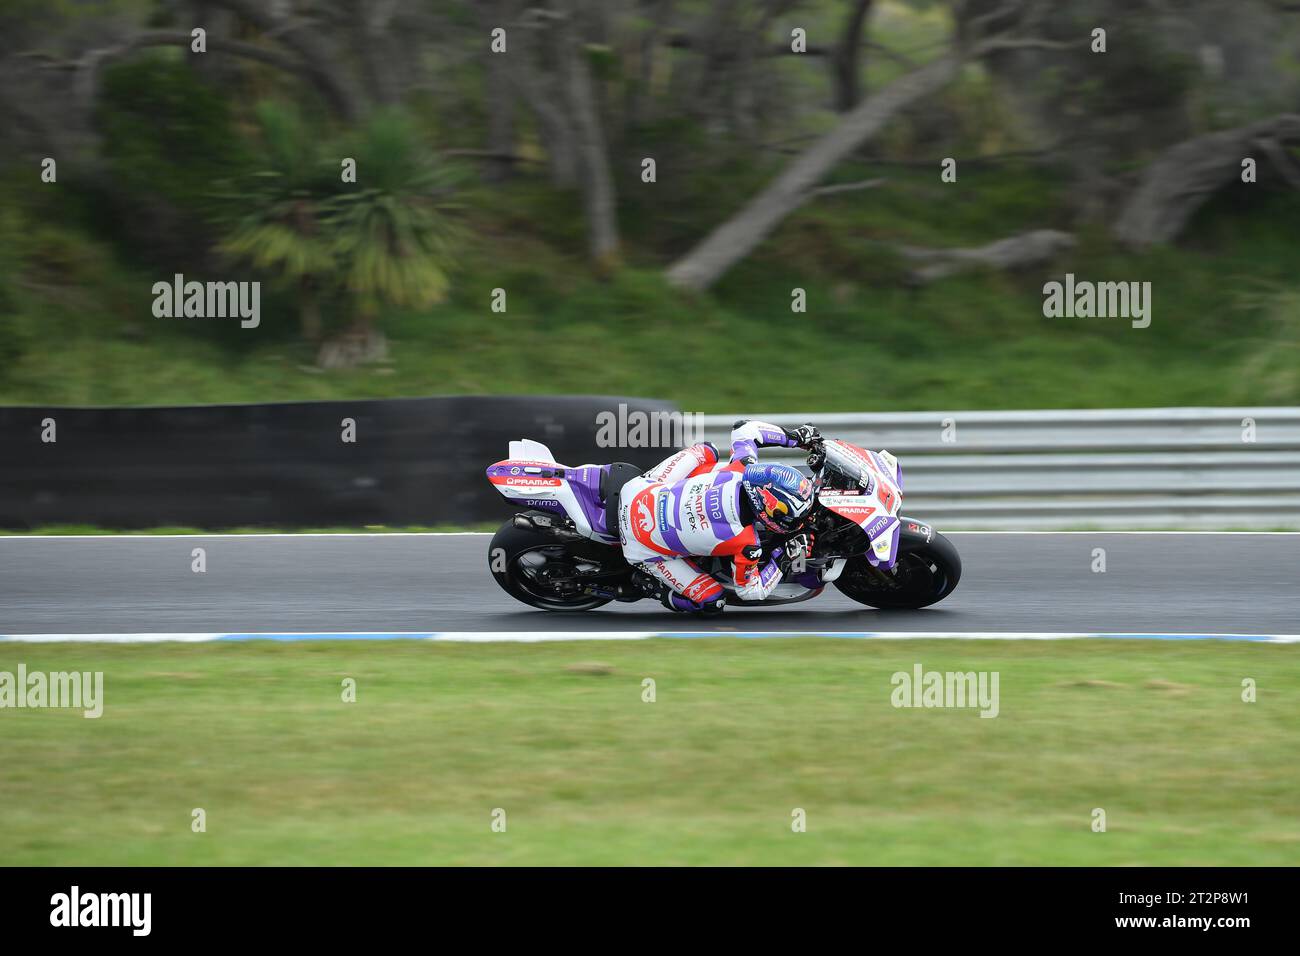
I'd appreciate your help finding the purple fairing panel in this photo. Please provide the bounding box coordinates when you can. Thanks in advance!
[864,513,892,540]
[864,519,901,571]
[789,571,825,591]
[565,464,614,537]
[484,461,616,539]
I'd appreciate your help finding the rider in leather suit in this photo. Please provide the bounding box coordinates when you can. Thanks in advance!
[616,420,821,613]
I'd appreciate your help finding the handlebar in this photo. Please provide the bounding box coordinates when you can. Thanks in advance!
[806,439,826,472]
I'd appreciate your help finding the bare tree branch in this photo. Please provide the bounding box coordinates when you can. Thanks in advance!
[68,31,319,119]
[895,229,1076,283]
[665,51,963,291]
[808,178,887,198]
[1114,114,1300,247]
[1254,136,1300,190]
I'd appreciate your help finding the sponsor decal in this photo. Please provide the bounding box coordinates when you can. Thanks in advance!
[705,487,725,523]
[502,476,562,488]
[637,499,655,534]
[760,487,789,518]
[865,515,891,539]
[684,575,716,599]
[657,493,674,533]
[822,495,877,525]
[906,521,933,542]
[655,562,689,592]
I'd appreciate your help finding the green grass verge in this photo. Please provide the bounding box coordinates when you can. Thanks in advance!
[2,638,1296,865]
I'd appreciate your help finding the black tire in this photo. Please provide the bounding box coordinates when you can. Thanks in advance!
[833,530,962,610]
[488,518,614,612]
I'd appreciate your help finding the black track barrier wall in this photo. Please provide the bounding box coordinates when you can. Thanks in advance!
[0,396,683,529]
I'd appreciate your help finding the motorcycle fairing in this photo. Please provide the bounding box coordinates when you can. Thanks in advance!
[486,457,619,542]
[509,438,558,463]
[818,440,903,569]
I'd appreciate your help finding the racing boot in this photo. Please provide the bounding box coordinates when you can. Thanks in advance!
[661,591,726,615]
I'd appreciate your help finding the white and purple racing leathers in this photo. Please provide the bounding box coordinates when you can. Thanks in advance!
[616,420,802,609]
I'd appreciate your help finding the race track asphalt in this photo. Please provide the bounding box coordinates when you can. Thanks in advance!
[1,532,1297,636]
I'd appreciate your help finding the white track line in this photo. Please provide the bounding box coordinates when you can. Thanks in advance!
[1,631,1296,643]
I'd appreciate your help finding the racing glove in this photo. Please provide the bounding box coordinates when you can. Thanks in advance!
[733,543,785,601]
[784,423,821,449]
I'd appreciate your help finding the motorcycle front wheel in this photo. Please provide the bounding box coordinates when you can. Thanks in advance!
[833,531,962,610]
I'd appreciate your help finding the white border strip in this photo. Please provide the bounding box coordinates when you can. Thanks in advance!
[1,631,1296,644]
[2,530,1300,540]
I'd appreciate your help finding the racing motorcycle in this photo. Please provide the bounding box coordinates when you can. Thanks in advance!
[484,434,961,612]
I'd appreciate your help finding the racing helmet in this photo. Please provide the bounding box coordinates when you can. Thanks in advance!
[742,463,814,533]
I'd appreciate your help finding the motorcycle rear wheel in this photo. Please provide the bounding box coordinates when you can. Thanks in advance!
[488,518,615,611]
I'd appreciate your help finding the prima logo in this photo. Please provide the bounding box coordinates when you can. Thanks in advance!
[890,663,999,718]
[0,665,103,718]
[1042,273,1151,329]
[50,886,151,936]
[152,273,261,328]
[595,404,703,449]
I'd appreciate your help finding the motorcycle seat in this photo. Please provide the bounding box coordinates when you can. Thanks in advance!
[601,462,643,538]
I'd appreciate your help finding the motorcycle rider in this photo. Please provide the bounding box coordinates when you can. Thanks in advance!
[617,420,822,613]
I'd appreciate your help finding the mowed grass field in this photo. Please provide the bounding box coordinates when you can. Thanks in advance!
[1,638,1297,866]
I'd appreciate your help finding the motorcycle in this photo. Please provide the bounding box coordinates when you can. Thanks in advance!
[484,434,961,612]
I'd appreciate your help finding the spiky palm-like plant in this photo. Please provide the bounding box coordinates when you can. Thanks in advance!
[323,111,459,338]
[220,102,336,341]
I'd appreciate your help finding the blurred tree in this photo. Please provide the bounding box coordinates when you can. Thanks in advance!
[321,111,459,364]
[222,106,458,364]
[503,3,622,270]
[665,0,1064,291]
[219,102,338,342]
[832,0,877,111]
[0,209,33,379]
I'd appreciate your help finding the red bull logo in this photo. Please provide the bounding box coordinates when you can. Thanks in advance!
[760,487,789,518]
